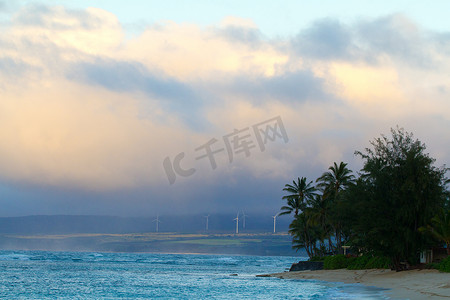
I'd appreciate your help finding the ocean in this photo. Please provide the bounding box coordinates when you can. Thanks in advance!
[0,250,390,299]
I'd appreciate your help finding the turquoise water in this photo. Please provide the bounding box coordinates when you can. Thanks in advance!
[0,251,390,299]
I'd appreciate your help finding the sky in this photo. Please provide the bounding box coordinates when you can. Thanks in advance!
[0,1,449,217]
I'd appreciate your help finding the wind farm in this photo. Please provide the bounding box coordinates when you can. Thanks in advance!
[0,213,298,256]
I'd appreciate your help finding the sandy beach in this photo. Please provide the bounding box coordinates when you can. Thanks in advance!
[265,269,450,299]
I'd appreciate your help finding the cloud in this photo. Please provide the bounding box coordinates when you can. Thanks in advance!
[9,4,123,56]
[66,59,205,128]
[215,17,263,49]
[120,19,288,80]
[293,18,355,60]
[291,14,450,70]
[0,81,167,189]
[0,4,449,216]
[356,14,433,67]
[225,70,333,104]
[0,57,40,81]
[68,60,191,98]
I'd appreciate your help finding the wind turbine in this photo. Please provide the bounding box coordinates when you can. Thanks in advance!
[233,212,239,234]
[272,213,279,233]
[241,210,247,229]
[204,215,210,231]
[153,214,161,232]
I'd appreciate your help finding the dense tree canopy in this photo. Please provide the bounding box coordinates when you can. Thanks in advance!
[283,128,449,270]
[351,128,447,269]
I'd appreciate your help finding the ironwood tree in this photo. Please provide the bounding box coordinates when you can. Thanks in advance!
[349,127,448,270]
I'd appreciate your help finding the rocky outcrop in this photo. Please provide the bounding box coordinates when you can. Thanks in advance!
[289,261,324,271]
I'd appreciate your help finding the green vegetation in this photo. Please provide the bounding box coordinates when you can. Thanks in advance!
[425,256,450,272]
[347,255,391,270]
[287,162,356,258]
[323,254,349,269]
[426,262,440,270]
[280,177,317,217]
[419,208,450,255]
[364,256,391,269]
[166,238,262,246]
[438,256,450,272]
[323,254,391,270]
[282,127,450,271]
[308,256,326,262]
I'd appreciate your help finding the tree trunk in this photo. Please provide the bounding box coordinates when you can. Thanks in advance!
[304,233,312,258]
[328,238,334,254]
[304,244,311,258]
[336,227,343,255]
[392,255,405,272]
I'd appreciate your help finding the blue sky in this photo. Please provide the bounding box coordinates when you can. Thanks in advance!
[0,1,449,216]
[8,1,450,36]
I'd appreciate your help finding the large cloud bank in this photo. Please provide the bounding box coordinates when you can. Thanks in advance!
[0,5,449,213]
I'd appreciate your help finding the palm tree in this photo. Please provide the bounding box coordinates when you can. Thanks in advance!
[316,162,355,198]
[280,177,317,217]
[444,179,450,210]
[289,213,316,257]
[306,194,335,254]
[316,162,355,254]
[421,209,450,255]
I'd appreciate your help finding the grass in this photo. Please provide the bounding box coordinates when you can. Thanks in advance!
[166,238,263,246]
[0,232,297,255]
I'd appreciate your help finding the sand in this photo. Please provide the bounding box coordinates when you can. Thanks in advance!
[265,269,450,299]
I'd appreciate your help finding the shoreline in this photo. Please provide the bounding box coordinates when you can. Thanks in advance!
[263,269,450,299]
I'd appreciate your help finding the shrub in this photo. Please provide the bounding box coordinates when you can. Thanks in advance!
[426,263,440,270]
[309,256,326,262]
[347,255,371,270]
[324,255,348,270]
[365,256,391,269]
[438,256,450,273]
[323,254,391,270]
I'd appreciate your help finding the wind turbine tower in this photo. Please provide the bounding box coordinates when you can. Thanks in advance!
[272,213,279,234]
[204,215,210,231]
[241,210,247,229]
[153,214,161,232]
[233,212,239,234]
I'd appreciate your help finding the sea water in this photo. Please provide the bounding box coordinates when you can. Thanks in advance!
[0,250,390,299]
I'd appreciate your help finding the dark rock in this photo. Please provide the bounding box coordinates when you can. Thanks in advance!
[289,261,323,272]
